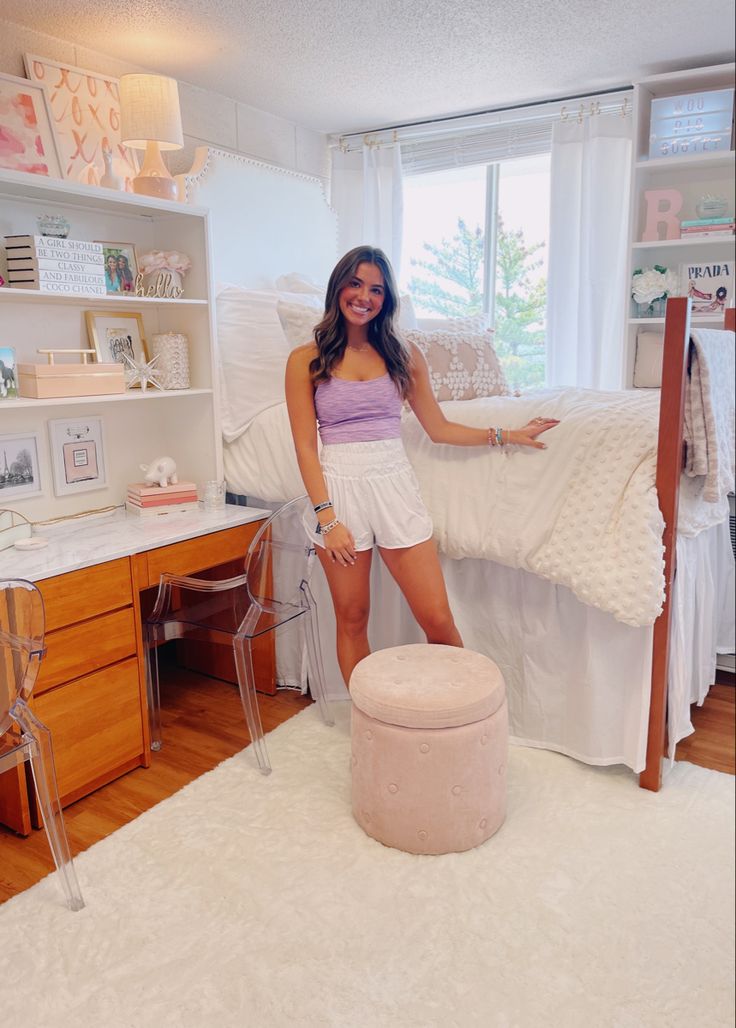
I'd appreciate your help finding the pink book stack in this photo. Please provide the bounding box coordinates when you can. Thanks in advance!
[126,481,199,517]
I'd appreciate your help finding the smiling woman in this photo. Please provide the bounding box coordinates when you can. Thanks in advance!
[284,244,558,688]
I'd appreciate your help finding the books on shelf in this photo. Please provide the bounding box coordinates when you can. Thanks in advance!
[679,228,735,239]
[679,260,734,314]
[679,216,735,239]
[680,216,734,227]
[4,234,106,294]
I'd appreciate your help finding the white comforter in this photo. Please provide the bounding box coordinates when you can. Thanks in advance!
[224,388,730,629]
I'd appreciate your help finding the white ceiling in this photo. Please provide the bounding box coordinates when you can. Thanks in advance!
[2,0,734,134]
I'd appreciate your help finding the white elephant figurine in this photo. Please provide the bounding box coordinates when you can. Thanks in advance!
[140,456,178,488]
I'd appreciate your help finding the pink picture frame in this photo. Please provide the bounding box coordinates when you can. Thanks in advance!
[0,71,62,178]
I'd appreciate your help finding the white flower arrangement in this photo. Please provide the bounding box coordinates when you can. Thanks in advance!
[631,265,679,306]
[138,250,192,276]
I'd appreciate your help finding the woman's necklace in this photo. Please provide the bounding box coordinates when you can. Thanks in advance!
[346,340,371,353]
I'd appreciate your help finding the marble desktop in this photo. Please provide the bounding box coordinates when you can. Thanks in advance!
[0,504,271,582]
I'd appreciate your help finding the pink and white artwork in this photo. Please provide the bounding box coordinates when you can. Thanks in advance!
[0,71,62,178]
[24,55,139,189]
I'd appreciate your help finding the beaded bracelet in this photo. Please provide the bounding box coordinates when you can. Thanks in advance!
[313,500,333,514]
[487,427,506,447]
[317,517,340,535]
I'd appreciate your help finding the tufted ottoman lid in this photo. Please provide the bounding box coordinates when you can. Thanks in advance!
[350,644,505,729]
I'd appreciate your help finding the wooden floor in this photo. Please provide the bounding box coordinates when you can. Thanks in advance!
[0,661,733,905]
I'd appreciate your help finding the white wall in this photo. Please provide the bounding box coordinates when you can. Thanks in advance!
[0,18,329,183]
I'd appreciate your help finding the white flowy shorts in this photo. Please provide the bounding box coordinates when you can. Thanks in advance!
[305,438,434,553]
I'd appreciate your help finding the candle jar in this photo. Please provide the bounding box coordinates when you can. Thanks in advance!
[151,332,190,389]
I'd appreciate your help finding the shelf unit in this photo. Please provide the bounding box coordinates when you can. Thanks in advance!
[623,63,736,386]
[0,168,222,523]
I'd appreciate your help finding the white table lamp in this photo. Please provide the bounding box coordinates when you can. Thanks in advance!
[120,74,183,201]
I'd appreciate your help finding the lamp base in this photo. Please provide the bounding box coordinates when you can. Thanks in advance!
[131,140,179,201]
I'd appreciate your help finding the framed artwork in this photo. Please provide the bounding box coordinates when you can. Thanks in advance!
[85,309,148,368]
[0,347,18,399]
[48,417,106,496]
[96,242,139,294]
[24,54,139,188]
[0,71,62,178]
[0,433,43,500]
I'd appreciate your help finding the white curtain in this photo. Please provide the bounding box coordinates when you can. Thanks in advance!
[330,142,404,277]
[546,115,633,389]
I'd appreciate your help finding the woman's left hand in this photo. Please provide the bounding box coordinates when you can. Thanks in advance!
[511,417,560,449]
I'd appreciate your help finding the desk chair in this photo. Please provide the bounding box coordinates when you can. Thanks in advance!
[0,578,85,911]
[145,495,334,774]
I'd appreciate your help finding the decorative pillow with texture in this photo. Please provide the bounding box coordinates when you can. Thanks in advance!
[417,314,489,334]
[404,327,510,401]
[633,331,664,388]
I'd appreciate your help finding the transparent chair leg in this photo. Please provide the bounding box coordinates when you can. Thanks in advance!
[145,624,163,751]
[302,583,334,726]
[233,636,272,775]
[18,707,85,911]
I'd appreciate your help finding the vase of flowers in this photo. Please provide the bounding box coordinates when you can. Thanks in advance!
[631,265,680,318]
[137,250,192,297]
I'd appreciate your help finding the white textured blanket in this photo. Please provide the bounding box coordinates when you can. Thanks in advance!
[223,388,727,628]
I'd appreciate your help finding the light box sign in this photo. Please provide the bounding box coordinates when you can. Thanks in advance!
[648,87,734,159]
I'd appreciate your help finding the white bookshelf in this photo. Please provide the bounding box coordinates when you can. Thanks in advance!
[623,63,736,386]
[0,168,222,523]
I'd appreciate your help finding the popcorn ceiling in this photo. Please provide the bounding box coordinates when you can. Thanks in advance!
[0,0,732,133]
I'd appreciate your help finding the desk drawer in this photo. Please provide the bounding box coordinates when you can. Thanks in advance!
[143,522,264,587]
[36,607,137,694]
[33,657,144,806]
[38,559,133,631]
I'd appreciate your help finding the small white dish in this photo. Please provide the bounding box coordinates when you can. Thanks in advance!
[14,536,49,550]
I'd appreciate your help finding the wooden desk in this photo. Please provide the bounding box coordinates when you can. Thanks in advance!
[0,506,272,834]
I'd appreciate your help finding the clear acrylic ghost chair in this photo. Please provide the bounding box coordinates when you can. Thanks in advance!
[145,495,334,775]
[0,578,85,911]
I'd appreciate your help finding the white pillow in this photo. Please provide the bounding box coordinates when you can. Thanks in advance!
[276,297,324,350]
[275,273,325,296]
[216,287,293,442]
[633,331,664,388]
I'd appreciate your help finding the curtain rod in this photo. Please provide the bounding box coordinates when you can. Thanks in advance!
[334,83,633,144]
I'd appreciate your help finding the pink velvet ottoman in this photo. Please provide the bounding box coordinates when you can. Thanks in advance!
[350,644,508,855]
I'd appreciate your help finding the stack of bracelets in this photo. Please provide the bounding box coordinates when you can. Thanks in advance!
[314,499,339,534]
[487,427,507,447]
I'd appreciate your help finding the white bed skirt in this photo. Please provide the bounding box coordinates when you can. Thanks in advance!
[245,496,733,776]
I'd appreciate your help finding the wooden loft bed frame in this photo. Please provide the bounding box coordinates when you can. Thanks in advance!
[641,298,735,791]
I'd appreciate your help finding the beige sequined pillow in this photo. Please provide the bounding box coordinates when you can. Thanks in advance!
[404,328,510,401]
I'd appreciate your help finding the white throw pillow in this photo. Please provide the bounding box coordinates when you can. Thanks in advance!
[276,297,324,349]
[275,272,325,296]
[633,331,664,388]
[404,327,509,401]
[216,287,292,441]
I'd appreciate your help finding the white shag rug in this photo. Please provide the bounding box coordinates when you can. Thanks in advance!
[0,705,733,1028]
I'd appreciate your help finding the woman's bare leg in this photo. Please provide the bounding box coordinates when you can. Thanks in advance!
[378,538,463,646]
[316,546,373,687]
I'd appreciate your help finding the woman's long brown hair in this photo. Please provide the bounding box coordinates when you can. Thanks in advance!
[309,246,411,397]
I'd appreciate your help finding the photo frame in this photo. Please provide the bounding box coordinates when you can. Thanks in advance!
[0,71,62,178]
[0,347,18,399]
[96,242,139,295]
[85,310,149,370]
[47,417,106,496]
[24,54,139,188]
[0,433,43,500]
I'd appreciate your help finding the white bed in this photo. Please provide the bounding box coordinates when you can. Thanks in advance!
[186,147,735,783]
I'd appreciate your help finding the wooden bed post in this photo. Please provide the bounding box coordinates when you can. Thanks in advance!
[725,308,736,332]
[640,297,691,792]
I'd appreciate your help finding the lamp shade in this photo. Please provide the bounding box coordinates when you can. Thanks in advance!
[120,74,183,151]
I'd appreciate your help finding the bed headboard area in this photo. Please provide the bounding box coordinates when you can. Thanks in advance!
[185,147,339,288]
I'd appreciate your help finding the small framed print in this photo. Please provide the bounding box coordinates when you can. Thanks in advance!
[0,71,62,178]
[48,417,106,496]
[85,309,148,367]
[96,242,139,295]
[0,433,43,501]
[0,346,18,399]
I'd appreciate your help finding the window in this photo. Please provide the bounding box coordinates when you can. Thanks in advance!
[401,154,550,390]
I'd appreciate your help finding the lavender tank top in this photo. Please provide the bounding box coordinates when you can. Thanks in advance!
[314,373,402,443]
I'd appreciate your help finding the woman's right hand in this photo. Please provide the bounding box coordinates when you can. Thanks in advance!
[323,522,357,566]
